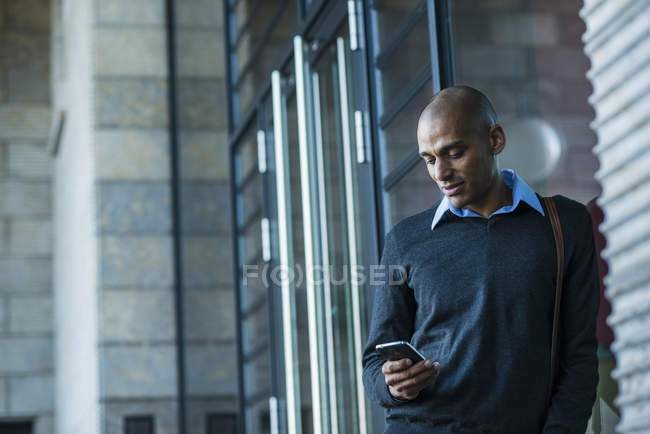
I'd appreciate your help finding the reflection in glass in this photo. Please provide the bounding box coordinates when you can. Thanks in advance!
[448,0,600,204]
[238,126,259,179]
[231,1,296,123]
[371,1,430,114]
[377,16,430,106]
[242,335,271,399]
[240,223,263,310]
[240,176,262,228]
[380,80,433,175]
[385,164,441,229]
[375,0,423,49]
[232,112,273,434]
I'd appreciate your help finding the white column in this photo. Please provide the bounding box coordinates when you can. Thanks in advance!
[52,0,100,432]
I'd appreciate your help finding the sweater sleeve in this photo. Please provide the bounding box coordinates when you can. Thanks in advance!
[543,206,600,433]
[362,229,417,408]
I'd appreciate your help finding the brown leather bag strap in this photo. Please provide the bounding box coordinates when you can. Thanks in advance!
[543,196,564,407]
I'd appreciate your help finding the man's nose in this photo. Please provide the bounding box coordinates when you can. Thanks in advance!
[433,160,453,182]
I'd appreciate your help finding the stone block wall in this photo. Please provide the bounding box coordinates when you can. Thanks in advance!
[0,0,54,432]
[174,0,238,431]
[92,0,180,432]
[52,0,237,432]
[92,0,236,432]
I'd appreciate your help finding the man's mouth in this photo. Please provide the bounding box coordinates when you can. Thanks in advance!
[441,181,464,196]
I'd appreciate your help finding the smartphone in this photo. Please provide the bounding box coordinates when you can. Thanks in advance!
[375,341,425,362]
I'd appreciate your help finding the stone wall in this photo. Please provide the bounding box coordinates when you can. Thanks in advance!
[50,0,237,432]
[92,0,179,432]
[0,0,54,432]
[174,0,238,431]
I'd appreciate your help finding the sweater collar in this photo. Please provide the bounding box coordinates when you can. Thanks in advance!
[431,169,545,230]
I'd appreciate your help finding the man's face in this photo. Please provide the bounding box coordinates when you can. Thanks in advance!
[417,109,499,211]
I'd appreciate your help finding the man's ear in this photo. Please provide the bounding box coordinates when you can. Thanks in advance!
[488,124,506,156]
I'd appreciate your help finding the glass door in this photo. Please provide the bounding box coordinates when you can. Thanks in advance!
[269,6,377,434]
[233,116,275,434]
[271,46,321,434]
[310,27,370,434]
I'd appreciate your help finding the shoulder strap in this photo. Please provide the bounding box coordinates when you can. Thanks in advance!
[543,196,564,407]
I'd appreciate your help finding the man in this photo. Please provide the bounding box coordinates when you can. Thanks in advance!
[362,86,599,433]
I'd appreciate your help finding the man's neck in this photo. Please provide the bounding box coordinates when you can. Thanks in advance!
[465,172,513,219]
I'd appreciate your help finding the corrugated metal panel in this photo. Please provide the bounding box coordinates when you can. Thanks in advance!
[581,0,650,432]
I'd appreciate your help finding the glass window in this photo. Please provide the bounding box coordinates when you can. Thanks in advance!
[371,1,431,115]
[375,0,423,48]
[229,1,296,124]
[240,177,262,228]
[240,224,264,307]
[230,112,273,434]
[385,164,441,230]
[236,126,258,184]
[370,0,437,232]
[376,12,430,107]
[449,0,600,204]
[380,80,433,176]
[242,345,271,396]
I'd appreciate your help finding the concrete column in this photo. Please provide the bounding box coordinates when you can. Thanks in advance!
[581,0,650,432]
[51,0,100,432]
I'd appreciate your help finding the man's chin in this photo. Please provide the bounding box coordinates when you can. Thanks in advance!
[447,196,466,209]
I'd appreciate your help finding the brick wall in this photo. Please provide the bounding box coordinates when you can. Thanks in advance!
[452,0,601,204]
[0,0,54,432]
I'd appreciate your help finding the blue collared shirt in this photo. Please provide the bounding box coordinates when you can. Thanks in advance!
[431,169,545,230]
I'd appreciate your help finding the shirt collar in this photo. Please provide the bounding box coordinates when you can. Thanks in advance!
[431,169,545,230]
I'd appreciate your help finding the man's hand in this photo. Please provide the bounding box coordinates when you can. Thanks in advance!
[382,358,440,401]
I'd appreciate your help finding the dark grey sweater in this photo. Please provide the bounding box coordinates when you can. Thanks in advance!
[362,194,599,433]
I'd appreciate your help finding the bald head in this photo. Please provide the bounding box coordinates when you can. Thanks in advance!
[416,86,507,216]
[419,85,497,135]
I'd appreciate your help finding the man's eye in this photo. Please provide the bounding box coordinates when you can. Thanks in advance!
[426,159,435,165]
[449,152,463,159]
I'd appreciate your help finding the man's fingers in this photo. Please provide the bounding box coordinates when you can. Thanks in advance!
[393,363,440,393]
[385,360,438,386]
[381,358,412,375]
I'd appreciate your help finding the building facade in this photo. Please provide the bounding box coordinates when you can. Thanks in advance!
[3,0,237,433]
[0,0,647,433]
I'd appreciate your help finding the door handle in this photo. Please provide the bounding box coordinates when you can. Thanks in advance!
[336,37,368,434]
[293,35,324,434]
[271,69,300,434]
